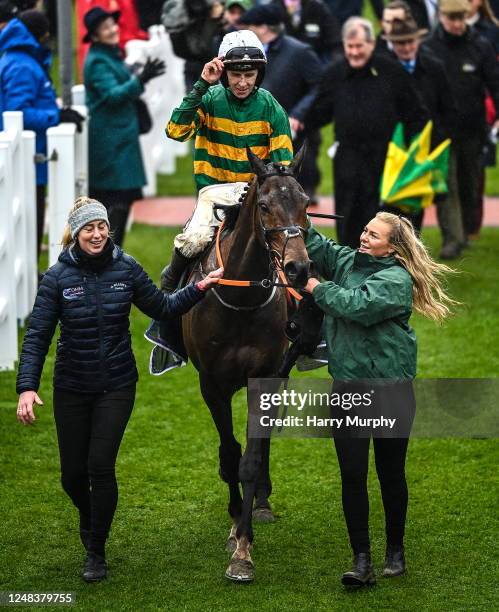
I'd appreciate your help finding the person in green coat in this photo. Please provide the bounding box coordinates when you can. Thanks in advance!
[82,7,165,245]
[304,211,456,588]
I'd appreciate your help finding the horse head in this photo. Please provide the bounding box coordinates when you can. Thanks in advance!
[246,146,311,288]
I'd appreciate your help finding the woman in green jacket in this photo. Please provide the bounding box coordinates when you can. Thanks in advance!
[305,211,455,588]
[82,7,165,246]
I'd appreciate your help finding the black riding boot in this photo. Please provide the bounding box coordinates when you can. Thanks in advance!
[383,545,406,577]
[341,552,376,587]
[82,552,107,582]
[161,248,193,293]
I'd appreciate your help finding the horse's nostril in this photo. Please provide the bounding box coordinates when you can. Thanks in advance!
[284,261,310,287]
[284,262,298,280]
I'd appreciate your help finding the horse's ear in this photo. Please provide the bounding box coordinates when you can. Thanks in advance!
[289,142,307,175]
[246,146,267,178]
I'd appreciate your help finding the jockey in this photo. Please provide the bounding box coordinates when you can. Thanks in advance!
[162,29,294,292]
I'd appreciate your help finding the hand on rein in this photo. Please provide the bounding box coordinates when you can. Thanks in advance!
[197,267,224,292]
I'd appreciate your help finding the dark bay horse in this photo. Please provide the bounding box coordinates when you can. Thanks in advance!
[182,148,310,582]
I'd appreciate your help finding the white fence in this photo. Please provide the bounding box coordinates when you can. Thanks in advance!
[126,24,188,196]
[0,112,37,370]
[0,27,188,369]
[47,103,88,267]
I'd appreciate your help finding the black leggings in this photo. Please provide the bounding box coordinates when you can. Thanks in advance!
[334,436,410,554]
[53,386,135,556]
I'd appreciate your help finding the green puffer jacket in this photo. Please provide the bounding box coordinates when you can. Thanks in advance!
[84,43,146,191]
[306,226,417,380]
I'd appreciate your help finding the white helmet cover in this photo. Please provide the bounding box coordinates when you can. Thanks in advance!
[218,30,267,60]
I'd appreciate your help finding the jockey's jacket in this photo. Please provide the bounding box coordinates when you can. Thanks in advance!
[166,78,294,191]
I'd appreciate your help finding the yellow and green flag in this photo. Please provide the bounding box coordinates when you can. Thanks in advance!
[380,121,451,213]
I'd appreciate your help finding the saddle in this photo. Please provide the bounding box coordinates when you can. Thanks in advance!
[144,234,221,375]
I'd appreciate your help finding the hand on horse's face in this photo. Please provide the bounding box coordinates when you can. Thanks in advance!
[201,57,225,84]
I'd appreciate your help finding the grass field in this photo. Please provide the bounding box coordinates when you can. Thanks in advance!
[0,225,498,611]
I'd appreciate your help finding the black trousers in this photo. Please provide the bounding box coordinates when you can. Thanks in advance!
[331,380,415,554]
[53,386,135,556]
[334,437,410,554]
[453,134,483,237]
[333,143,387,248]
[89,188,142,247]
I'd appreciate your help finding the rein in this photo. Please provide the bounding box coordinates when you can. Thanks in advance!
[214,220,303,302]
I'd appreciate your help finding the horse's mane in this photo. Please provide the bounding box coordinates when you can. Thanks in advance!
[222,178,258,231]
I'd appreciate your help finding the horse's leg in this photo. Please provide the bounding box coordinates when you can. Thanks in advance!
[199,373,243,545]
[253,437,275,523]
[225,436,261,582]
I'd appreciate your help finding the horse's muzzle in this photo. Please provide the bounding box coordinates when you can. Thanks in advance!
[284,260,311,289]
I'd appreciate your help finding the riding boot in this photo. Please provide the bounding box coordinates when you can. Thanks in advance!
[383,544,406,577]
[341,552,376,587]
[161,248,193,293]
[82,552,107,583]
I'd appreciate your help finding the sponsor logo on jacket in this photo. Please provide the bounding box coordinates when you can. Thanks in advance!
[110,282,128,291]
[62,286,85,300]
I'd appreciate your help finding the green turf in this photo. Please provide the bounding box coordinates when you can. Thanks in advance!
[0,225,497,610]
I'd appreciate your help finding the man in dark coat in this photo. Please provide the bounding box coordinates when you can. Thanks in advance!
[273,0,341,62]
[383,17,457,236]
[239,3,324,203]
[306,16,428,248]
[423,0,499,251]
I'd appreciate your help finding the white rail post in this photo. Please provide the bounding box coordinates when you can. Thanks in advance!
[125,25,188,197]
[22,129,37,311]
[73,104,88,197]
[0,112,29,325]
[0,141,18,370]
[47,123,77,266]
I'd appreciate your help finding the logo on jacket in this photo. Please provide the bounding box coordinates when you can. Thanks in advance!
[110,282,128,291]
[62,286,85,300]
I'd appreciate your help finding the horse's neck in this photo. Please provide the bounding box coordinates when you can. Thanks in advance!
[223,184,268,279]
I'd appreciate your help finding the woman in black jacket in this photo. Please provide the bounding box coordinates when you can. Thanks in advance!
[15,196,222,583]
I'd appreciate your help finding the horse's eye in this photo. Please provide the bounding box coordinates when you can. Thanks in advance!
[259,202,270,213]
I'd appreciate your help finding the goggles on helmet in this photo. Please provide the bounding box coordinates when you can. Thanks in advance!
[223,46,267,71]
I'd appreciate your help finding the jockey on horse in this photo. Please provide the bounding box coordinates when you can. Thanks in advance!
[162,29,294,292]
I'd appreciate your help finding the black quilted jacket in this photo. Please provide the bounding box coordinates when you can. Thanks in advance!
[16,245,204,394]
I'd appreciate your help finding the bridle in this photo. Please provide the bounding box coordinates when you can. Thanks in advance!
[201,170,307,310]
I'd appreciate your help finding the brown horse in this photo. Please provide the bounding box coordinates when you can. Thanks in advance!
[182,148,310,582]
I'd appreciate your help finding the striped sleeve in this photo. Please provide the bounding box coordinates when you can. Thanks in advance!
[269,100,293,165]
[166,79,209,142]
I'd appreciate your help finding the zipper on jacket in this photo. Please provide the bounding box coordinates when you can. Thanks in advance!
[94,273,107,391]
[83,275,90,307]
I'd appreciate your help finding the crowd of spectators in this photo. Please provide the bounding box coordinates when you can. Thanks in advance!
[0,0,498,258]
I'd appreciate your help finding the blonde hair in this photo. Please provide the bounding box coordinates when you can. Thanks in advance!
[61,196,102,248]
[474,0,499,26]
[376,211,458,322]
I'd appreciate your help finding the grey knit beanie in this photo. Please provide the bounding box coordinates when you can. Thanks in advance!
[68,200,109,238]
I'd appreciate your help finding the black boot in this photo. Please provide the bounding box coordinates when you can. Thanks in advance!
[342,552,376,588]
[383,545,406,577]
[82,552,107,583]
[161,249,193,293]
